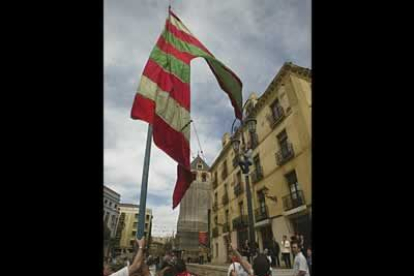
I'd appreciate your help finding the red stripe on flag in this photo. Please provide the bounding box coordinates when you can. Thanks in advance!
[143,59,190,111]
[152,114,190,168]
[156,35,195,65]
[131,93,155,123]
[166,20,214,57]
[173,164,195,209]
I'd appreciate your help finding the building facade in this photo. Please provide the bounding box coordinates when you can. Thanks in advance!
[209,62,311,263]
[104,185,121,238]
[114,204,153,255]
[176,155,211,262]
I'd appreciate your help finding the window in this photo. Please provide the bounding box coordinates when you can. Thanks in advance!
[239,202,244,216]
[257,190,266,214]
[271,99,284,119]
[254,155,262,175]
[135,214,138,219]
[285,170,301,200]
[236,171,242,184]
[276,129,294,165]
[277,130,288,148]
[214,216,218,225]
[198,163,203,170]
[145,223,148,228]
[216,243,219,257]
[133,222,138,228]
[225,210,229,223]
[146,214,150,220]
[221,161,228,180]
[104,200,108,204]
[202,173,207,182]
[109,202,112,207]
[114,204,117,209]
[132,231,136,236]
[277,130,291,156]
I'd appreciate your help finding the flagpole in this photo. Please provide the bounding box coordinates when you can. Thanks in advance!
[137,124,153,239]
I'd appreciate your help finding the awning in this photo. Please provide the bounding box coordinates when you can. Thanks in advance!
[254,218,271,228]
[282,205,307,217]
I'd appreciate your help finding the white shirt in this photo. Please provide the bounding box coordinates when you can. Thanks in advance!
[228,262,249,276]
[281,240,290,253]
[293,252,310,276]
[110,266,128,276]
[265,255,272,265]
[109,266,154,276]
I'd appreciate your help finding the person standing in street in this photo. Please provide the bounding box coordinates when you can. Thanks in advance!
[281,235,291,269]
[299,235,306,256]
[241,239,250,259]
[291,235,297,264]
[263,249,272,264]
[263,248,273,274]
[291,241,310,276]
[272,238,280,268]
[306,248,312,276]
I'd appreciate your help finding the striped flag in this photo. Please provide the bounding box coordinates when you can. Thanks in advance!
[131,9,243,209]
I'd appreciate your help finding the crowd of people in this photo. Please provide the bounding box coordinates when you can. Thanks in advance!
[104,233,312,276]
[228,236,311,276]
[103,238,197,276]
[236,232,312,275]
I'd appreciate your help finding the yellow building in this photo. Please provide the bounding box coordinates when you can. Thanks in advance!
[114,203,153,255]
[209,62,311,263]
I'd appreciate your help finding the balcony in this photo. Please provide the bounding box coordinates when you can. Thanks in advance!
[212,201,218,212]
[222,222,230,233]
[234,182,244,197]
[232,215,249,229]
[222,193,229,205]
[254,205,269,222]
[276,143,295,165]
[251,165,264,183]
[268,106,285,128]
[212,227,219,238]
[282,190,306,212]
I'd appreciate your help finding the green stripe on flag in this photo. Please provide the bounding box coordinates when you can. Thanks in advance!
[206,58,243,110]
[149,45,191,84]
[162,31,213,59]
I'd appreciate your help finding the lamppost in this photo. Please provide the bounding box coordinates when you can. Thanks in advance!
[230,101,258,258]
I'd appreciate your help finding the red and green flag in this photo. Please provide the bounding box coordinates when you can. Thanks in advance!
[131,9,243,209]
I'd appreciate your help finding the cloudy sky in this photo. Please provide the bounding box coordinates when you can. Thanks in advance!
[104,0,311,237]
